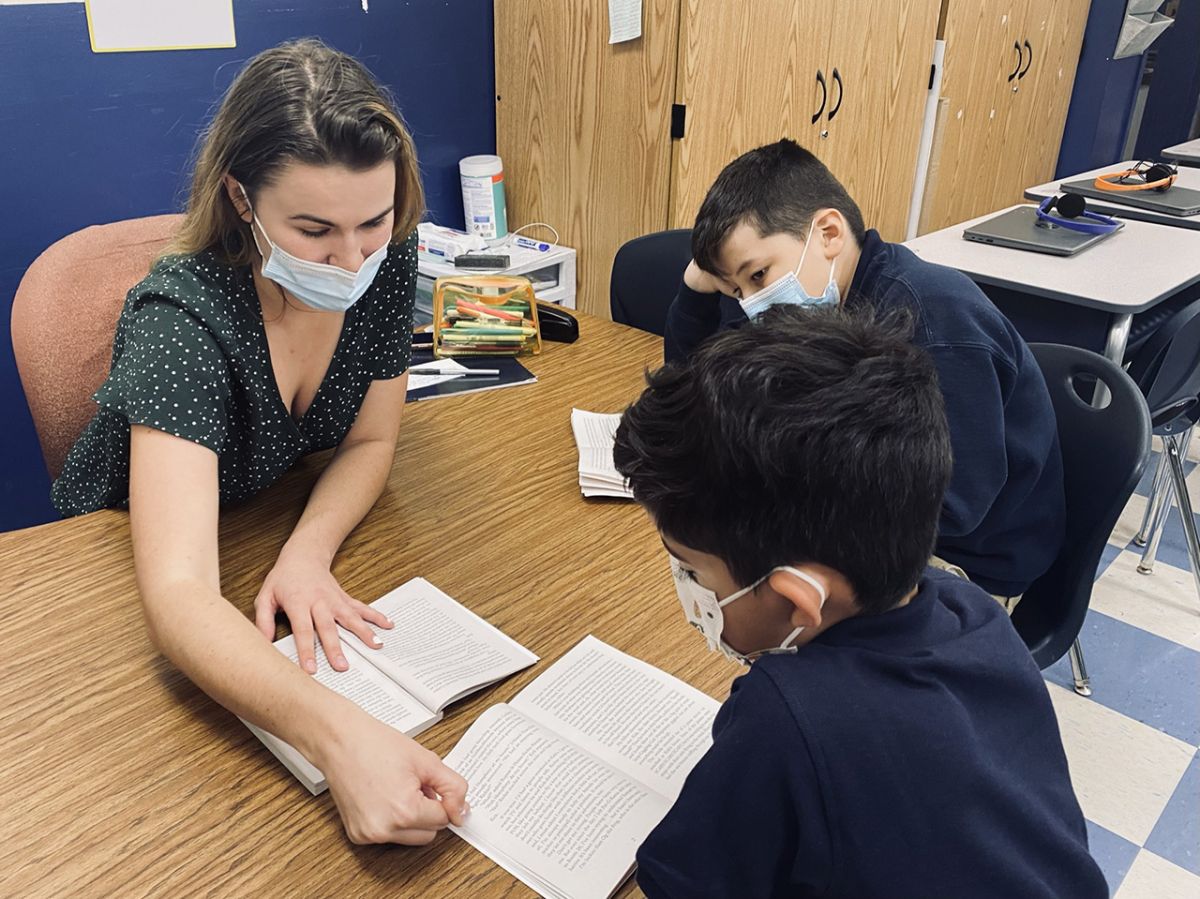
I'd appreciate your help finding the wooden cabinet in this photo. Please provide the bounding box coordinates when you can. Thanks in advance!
[668,0,835,230]
[495,0,681,320]
[820,0,945,240]
[669,0,940,242]
[495,0,1082,318]
[919,0,1090,233]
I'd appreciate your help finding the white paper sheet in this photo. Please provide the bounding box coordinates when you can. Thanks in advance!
[608,0,642,44]
[407,358,471,392]
[85,0,235,52]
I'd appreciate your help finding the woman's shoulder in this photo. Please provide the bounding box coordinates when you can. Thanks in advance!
[375,231,418,283]
[125,249,252,332]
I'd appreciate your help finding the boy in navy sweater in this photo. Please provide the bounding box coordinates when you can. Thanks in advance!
[664,139,1063,599]
[614,307,1106,899]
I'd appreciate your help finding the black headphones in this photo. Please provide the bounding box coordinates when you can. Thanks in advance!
[1095,159,1179,193]
[1036,193,1121,235]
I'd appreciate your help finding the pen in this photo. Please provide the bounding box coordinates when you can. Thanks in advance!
[413,368,501,377]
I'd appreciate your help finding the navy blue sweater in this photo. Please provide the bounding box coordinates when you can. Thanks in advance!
[663,231,1065,596]
[636,570,1106,899]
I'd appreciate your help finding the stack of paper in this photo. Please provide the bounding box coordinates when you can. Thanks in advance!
[571,409,634,499]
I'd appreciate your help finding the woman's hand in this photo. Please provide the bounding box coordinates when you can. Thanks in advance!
[319,708,469,845]
[254,545,392,672]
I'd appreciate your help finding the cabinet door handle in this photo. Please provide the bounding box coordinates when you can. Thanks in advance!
[812,69,827,124]
[1007,41,1022,82]
[1018,39,1033,79]
[828,68,843,121]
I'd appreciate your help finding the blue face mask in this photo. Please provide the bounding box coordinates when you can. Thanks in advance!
[241,185,387,314]
[740,219,839,319]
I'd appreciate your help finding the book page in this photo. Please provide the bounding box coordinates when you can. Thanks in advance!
[571,409,633,498]
[341,578,538,712]
[511,636,719,799]
[571,408,622,447]
[446,705,670,899]
[243,636,437,794]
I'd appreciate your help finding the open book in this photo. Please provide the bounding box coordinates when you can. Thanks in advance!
[445,635,719,899]
[243,578,538,795]
[570,409,634,499]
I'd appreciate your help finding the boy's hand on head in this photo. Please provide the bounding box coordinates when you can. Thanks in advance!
[683,260,728,297]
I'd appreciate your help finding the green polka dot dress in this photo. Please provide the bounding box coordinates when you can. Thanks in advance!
[51,233,417,517]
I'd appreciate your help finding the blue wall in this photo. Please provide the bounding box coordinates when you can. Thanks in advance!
[1133,1,1200,161]
[1055,1,1149,177]
[0,0,496,531]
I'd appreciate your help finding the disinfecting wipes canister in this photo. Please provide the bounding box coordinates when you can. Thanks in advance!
[460,154,508,242]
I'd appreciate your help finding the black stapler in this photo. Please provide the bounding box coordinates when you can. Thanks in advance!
[536,302,579,343]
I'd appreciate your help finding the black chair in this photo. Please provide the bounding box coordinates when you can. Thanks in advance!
[1012,344,1151,696]
[1124,299,1200,601]
[609,229,692,336]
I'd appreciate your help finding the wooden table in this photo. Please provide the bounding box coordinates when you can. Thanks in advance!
[0,314,740,898]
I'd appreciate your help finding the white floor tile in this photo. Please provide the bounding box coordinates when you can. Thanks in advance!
[1091,551,1200,650]
[1186,434,1200,465]
[1046,682,1194,845]
[1185,463,1200,511]
[1114,850,1200,899]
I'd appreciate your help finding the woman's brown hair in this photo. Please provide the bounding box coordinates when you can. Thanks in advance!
[169,38,423,265]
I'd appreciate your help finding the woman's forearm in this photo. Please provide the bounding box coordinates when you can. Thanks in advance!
[282,438,396,565]
[138,575,354,768]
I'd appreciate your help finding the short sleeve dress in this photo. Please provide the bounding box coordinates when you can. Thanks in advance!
[50,233,418,517]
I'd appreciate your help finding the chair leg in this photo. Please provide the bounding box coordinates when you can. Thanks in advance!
[1135,451,1171,546]
[1164,434,1200,604]
[1069,640,1092,697]
[1138,468,1175,574]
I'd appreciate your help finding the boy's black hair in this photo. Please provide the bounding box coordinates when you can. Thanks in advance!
[613,306,952,614]
[691,139,867,275]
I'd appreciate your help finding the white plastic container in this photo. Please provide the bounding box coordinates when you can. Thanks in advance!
[459,154,508,243]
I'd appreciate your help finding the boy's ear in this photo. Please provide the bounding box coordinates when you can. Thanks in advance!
[767,567,829,629]
[812,208,848,260]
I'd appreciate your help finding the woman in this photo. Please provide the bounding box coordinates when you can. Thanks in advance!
[51,40,467,845]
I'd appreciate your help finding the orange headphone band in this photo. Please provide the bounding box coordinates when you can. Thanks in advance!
[1094,168,1177,192]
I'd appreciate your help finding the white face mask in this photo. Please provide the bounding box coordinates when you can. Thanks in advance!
[241,185,388,313]
[669,556,827,665]
[739,218,839,319]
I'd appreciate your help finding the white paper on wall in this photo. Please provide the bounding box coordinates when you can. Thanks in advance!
[608,0,641,44]
[85,0,235,53]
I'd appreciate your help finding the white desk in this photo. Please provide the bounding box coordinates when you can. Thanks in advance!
[905,205,1200,362]
[1024,160,1200,230]
[1163,139,1200,168]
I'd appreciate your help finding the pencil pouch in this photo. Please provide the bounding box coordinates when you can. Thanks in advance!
[432,275,543,358]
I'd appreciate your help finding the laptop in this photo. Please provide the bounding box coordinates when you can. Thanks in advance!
[962,205,1122,257]
[1059,179,1200,217]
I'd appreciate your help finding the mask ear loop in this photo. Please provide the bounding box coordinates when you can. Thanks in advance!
[237,183,306,318]
[775,567,827,650]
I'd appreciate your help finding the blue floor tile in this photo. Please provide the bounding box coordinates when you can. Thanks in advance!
[1046,610,1200,745]
[1122,506,1200,577]
[1135,451,1197,499]
[1134,452,1163,499]
[1145,749,1200,876]
[1085,819,1139,896]
[1096,542,1124,580]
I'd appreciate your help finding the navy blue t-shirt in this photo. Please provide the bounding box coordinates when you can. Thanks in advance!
[636,570,1106,899]
[662,231,1065,597]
